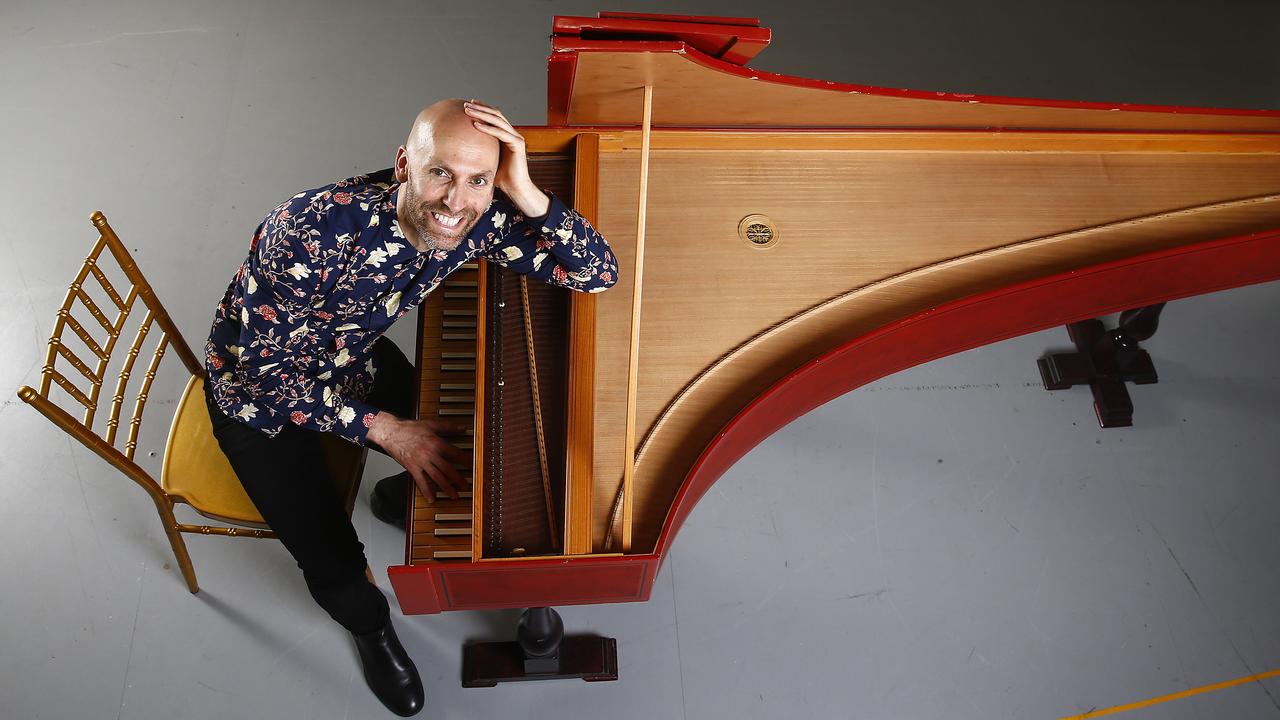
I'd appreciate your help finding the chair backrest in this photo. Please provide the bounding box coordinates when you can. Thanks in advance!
[18,211,204,499]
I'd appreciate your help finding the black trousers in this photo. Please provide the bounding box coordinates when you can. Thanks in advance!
[205,337,415,635]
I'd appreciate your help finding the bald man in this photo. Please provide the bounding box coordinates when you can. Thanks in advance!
[203,99,618,716]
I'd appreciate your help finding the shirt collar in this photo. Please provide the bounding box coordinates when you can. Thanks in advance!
[387,182,400,213]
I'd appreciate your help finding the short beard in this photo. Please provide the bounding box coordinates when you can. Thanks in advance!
[402,177,476,253]
[410,205,466,252]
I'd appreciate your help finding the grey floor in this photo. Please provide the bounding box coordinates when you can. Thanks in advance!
[2,1,1279,719]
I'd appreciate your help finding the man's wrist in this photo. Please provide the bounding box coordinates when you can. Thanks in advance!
[508,184,550,220]
[366,410,398,446]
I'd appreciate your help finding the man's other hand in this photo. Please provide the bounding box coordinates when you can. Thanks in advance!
[367,412,470,501]
[463,99,550,218]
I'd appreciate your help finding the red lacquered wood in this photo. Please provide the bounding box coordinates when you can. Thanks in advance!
[596,12,762,28]
[390,564,444,615]
[546,53,577,127]
[388,555,660,614]
[654,228,1280,559]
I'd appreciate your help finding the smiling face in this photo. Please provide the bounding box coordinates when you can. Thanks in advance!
[394,100,500,253]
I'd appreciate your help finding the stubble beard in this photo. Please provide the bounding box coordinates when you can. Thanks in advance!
[402,179,478,254]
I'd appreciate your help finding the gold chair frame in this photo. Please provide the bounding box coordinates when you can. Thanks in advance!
[17,211,366,593]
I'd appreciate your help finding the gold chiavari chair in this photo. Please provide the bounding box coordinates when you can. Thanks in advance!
[17,211,366,593]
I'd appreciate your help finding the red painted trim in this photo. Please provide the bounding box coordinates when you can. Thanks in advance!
[389,554,660,615]
[653,228,1280,559]
[551,37,687,55]
[595,12,762,28]
[717,38,769,68]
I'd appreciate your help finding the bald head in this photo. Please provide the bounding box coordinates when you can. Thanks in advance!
[405,98,498,159]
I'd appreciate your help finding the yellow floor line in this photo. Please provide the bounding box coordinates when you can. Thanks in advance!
[1058,667,1280,719]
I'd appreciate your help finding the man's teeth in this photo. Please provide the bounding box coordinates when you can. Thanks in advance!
[432,212,461,228]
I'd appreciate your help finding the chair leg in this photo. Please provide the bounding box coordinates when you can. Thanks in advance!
[154,498,199,593]
[165,527,200,593]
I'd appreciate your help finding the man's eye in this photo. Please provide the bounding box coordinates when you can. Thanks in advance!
[471,178,488,186]
[430,168,447,178]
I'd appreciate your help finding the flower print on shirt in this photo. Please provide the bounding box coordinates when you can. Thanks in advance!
[205,168,618,446]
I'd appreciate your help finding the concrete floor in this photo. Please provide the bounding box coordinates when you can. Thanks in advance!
[2,1,1278,718]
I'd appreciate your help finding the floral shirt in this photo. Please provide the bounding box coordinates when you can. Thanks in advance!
[205,167,618,445]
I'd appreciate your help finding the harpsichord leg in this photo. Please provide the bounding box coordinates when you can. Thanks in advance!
[461,607,618,687]
[1037,303,1167,428]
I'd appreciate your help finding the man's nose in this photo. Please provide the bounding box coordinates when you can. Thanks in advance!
[442,182,464,212]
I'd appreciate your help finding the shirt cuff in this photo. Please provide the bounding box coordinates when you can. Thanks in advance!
[329,394,379,446]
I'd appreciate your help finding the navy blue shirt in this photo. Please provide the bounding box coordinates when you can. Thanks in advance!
[205,168,618,445]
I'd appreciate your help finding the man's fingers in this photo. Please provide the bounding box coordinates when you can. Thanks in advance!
[417,423,469,463]
[418,432,466,467]
[408,467,434,505]
[422,456,459,500]
[469,111,517,136]
[439,453,468,489]
[464,100,508,122]
[428,453,467,495]
[424,469,456,500]
[464,104,522,139]
[471,120,522,146]
[432,437,467,463]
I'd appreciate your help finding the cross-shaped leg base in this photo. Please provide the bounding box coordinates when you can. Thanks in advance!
[1037,304,1165,428]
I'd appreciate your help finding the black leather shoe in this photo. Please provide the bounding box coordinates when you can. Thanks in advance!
[352,619,424,717]
[370,472,410,529]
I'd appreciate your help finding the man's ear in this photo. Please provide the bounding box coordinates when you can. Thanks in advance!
[393,145,408,182]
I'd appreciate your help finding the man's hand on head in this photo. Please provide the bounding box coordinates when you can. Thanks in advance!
[463,99,550,218]
[367,412,470,501]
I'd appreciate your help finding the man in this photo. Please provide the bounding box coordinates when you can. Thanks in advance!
[203,98,618,716]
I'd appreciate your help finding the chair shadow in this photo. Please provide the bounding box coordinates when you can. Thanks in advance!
[193,590,298,651]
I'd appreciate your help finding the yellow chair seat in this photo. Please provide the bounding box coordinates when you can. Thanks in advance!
[161,376,367,528]
[161,376,267,527]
